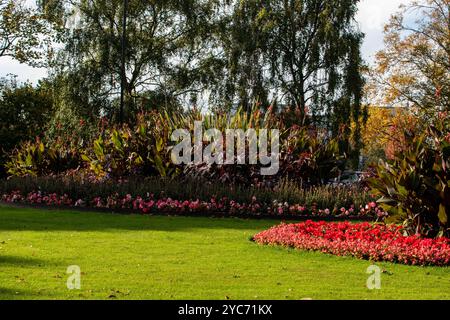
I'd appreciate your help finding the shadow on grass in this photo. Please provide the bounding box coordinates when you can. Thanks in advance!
[0,255,60,300]
[0,287,57,300]
[0,204,279,232]
[0,255,46,267]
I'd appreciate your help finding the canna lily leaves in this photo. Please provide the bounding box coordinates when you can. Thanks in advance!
[377,196,397,206]
[438,204,448,225]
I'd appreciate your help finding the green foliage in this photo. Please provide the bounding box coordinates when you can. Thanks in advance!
[39,0,365,153]
[80,106,281,180]
[213,0,366,156]
[281,126,345,185]
[44,109,99,147]
[6,106,346,186]
[369,114,450,237]
[82,115,177,179]
[43,76,101,145]
[5,139,81,177]
[0,0,51,66]
[40,0,217,121]
[0,77,53,176]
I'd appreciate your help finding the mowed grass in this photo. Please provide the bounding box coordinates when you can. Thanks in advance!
[0,205,448,300]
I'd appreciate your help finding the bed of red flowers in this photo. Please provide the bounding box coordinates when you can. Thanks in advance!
[253,221,450,266]
[1,190,387,219]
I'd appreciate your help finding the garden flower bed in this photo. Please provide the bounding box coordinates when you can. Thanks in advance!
[252,221,450,266]
[1,190,387,220]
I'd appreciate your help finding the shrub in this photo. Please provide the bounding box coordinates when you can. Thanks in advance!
[6,107,347,186]
[5,139,82,177]
[369,113,450,237]
[8,109,345,187]
[0,78,53,176]
[81,117,177,178]
[281,126,345,185]
[108,108,344,185]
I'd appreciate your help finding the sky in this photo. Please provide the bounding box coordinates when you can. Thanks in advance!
[0,0,413,83]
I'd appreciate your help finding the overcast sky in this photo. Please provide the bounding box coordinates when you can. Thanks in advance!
[0,0,413,83]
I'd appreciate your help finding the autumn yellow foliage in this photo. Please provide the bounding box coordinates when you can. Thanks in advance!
[359,106,419,164]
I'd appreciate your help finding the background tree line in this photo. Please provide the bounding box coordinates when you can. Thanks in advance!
[37,0,366,131]
[1,0,447,177]
[0,0,368,174]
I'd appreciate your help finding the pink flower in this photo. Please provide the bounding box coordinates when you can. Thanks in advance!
[253,221,450,266]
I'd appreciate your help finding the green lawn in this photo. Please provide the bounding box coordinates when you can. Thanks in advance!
[0,205,448,300]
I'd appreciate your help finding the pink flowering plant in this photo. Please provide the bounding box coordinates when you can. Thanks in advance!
[1,190,387,219]
[253,221,450,266]
[0,175,381,218]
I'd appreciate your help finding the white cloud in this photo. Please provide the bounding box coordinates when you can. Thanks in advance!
[357,0,414,62]
[0,57,47,83]
[357,0,409,31]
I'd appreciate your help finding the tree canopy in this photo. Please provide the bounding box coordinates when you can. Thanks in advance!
[35,0,365,151]
[369,0,449,117]
[0,0,52,66]
[38,0,219,122]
